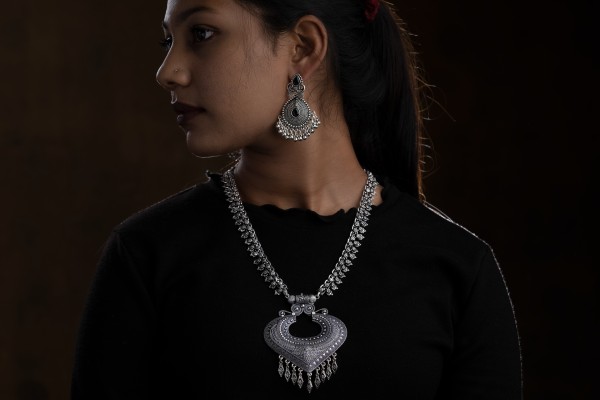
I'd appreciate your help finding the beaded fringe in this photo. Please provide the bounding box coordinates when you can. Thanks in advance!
[276,110,321,141]
[277,353,339,393]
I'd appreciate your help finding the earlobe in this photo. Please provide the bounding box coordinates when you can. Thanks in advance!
[289,15,328,81]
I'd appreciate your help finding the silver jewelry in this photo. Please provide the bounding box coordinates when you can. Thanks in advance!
[226,149,241,160]
[276,73,321,141]
[222,166,379,392]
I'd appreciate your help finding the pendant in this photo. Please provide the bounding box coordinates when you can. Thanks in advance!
[263,294,347,393]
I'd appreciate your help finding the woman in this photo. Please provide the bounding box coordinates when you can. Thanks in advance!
[71,0,523,398]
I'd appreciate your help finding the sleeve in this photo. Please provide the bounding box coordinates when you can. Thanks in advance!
[437,247,524,399]
[70,230,157,400]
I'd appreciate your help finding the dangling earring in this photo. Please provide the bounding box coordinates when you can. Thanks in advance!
[276,73,321,141]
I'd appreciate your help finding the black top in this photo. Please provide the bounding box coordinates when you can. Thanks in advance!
[71,173,523,399]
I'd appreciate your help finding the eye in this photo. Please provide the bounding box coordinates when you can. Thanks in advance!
[159,36,172,51]
[191,26,215,43]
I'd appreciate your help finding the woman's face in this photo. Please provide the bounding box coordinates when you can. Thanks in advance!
[156,0,291,157]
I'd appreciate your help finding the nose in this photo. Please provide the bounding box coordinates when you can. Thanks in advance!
[156,51,191,91]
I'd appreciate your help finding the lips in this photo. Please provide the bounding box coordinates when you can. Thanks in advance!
[172,101,205,125]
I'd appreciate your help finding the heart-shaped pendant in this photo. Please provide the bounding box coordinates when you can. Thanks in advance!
[264,299,347,392]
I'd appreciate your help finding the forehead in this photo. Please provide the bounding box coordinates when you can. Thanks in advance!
[163,0,245,27]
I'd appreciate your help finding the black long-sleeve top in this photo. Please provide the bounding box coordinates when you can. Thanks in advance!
[71,173,523,399]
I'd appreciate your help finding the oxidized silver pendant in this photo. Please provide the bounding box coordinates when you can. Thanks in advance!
[264,294,346,393]
[222,168,378,393]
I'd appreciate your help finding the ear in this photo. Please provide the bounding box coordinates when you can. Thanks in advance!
[287,15,328,82]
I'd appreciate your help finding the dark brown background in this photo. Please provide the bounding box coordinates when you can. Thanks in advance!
[1,0,597,399]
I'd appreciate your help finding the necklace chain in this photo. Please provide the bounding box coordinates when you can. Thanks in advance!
[222,166,379,300]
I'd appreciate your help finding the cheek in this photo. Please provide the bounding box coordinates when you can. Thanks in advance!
[243,74,284,120]
[214,62,286,133]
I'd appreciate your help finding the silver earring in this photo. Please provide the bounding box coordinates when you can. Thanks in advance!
[276,73,321,141]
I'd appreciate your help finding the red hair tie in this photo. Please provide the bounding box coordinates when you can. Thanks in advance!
[365,0,380,23]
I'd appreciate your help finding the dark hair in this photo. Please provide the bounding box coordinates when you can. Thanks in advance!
[237,0,428,202]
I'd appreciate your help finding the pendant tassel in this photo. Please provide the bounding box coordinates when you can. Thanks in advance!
[278,355,285,377]
[297,368,304,389]
[284,359,291,381]
[314,366,322,388]
[291,364,298,385]
[277,355,340,392]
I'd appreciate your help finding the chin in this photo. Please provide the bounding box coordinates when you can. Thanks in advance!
[185,132,236,159]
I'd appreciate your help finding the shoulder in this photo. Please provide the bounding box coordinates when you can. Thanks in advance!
[92,172,233,281]
[374,185,508,309]
[377,184,494,266]
[421,199,490,251]
[112,173,226,241]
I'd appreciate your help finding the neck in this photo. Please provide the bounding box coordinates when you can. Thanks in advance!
[232,121,379,215]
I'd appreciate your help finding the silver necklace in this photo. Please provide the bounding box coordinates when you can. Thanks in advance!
[222,166,378,393]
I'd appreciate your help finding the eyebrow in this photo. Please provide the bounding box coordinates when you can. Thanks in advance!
[162,6,217,29]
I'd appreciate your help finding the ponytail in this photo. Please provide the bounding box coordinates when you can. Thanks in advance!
[362,2,426,201]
